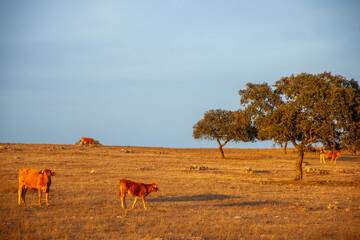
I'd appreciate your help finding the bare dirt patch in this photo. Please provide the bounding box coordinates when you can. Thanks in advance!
[0,144,359,239]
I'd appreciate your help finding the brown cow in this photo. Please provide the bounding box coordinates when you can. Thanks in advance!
[119,179,159,209]
[320,150,341,164]
[18,168,56,205]
[79,137,95,145]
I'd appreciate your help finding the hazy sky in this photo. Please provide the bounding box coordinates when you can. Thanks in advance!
[1,0,359,148]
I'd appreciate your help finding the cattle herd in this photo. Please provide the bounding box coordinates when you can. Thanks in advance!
[18,167,159,208]
[319,149,341,164]
[17,138,340,207]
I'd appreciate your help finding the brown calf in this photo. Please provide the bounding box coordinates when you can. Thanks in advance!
[119,179,159,209]
[18,168,56,205]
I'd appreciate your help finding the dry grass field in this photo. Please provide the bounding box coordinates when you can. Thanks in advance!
[0,143,359,240]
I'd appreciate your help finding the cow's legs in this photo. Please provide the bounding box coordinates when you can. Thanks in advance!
[120,195,126,208]
[18,185,25,204]
[132,197,139,209]
[320,154,326,164]
[18,186,22,204]
[38,189,42,205]
[141,197,147,209]
[45,192,49,205]
[119,185,127,208]
[22,188,28,204]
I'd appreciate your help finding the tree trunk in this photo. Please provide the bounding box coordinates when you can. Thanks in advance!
[216,139,227,159]
[283,141,288,154]
[295,150,304,180]
[218,146,225,159]
[290,138,304,180]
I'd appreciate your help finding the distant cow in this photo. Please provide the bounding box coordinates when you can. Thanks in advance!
[18,168,56,205]
[320,150,341,164]
[119,179,159,209]
[79,137,95,145]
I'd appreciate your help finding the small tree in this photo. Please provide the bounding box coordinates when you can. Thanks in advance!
[239,72,360,180]
[193,109,257,158]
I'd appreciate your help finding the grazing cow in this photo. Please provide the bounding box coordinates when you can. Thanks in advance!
[119,179,159,209]
[18,168,56,205]
[320,150,341,164]
[79,137,95,145]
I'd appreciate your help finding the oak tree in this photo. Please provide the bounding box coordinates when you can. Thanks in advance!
[239,72,360,180]
[193,109,257,158]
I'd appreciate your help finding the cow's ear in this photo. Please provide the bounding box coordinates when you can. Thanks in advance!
[51,171,56,176]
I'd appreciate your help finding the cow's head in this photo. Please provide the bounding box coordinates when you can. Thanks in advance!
[39,169,56,193]
[150,183,159,192]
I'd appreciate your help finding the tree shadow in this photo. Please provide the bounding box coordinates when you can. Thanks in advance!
[253,170,271,174]
[214,200,279,207]
[148,194,237,203]
[149,195,280,208]
[338,155,360,162]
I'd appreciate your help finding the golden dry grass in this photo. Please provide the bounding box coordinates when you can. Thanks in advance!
[0,144,359,239]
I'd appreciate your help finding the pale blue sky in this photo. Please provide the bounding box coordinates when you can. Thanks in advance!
[1,0,359,148]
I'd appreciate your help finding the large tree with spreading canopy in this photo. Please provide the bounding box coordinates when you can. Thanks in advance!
[238,72,360,180]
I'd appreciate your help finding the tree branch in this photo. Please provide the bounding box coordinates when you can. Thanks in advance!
[217,139,230,148]
[289,136,298,149]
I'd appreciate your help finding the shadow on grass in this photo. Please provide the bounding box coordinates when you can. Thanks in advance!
[253,170,271,174]
[148,195,280,208]
[214,200,279,207]
[148,194,237,203]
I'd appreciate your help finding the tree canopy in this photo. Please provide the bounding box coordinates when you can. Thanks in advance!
[193,109,257,158]
[239,72,360,179]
